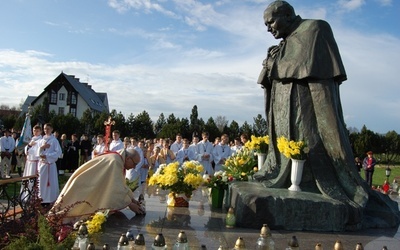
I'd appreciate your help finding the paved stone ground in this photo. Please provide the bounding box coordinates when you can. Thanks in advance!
[3,172,399,249]
[91,184,400,249]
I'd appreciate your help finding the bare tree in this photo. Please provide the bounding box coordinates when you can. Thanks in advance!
[215,115,228,133]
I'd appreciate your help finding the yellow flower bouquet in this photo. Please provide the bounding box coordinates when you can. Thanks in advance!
[148,160,204,196]
[277,136,309,160]
[86,210,109,234]
[245,135,269,153]
[223,148,257,181]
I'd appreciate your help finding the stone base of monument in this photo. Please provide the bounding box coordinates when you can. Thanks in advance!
[228,181,400,232]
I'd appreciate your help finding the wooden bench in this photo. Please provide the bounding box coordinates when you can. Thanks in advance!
[0,206,23,219]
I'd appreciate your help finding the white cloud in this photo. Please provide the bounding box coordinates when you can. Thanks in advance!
[377,0,392,6]
[107,0,177,17]
[338,0,365,11]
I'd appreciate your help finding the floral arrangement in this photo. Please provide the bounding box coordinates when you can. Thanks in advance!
[277,136,309,160]
[204,170,230,189]
[245,135,269,154]
[85,210,109,234]
[223,148,257,181]
[148,160,204,196]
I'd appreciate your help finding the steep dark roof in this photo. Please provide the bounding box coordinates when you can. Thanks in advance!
[20,95,37,117]
[30,72,109,113]
[61,73,108,112]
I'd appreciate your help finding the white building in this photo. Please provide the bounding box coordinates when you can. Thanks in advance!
[24,72,109,118]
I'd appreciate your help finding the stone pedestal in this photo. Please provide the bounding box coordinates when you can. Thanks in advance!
[229,181,348,231]
[229,181,400,232]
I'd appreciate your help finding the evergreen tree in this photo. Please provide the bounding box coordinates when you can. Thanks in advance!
[132,110,155,139]
[382,131,400,163]
[80,108,94,135]
[240,121,253,138]
[189,105,201,137]
[228,120,240,139]
[180,117,191,139]
[109,109,127,136]
[154,113,166,136]
[204,117,220,142]
[50,113,80,137]
[253,114,267,136]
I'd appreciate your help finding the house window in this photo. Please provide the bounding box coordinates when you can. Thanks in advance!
[59,93,65,101]
[58,107,64,115]
[70,107,76,117]
[71,93,77,105]
[50,90,57,104]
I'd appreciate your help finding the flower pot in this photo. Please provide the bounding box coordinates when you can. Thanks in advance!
[167,193,190,207]
[257,153,267,171]
[211,187,225,208]
[288,159,306,191]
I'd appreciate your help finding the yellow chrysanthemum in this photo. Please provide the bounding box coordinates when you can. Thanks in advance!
[276,136,308,160]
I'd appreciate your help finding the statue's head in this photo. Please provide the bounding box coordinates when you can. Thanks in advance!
[264,0,296,39]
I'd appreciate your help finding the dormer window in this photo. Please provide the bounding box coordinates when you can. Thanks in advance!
[50,90,57,104]
[71,93,77,105]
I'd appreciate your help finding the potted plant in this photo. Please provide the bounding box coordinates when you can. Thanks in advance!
[204,171,231,208]
[244,135,269,170]
[277,136,309,191]
[148,160,204,207]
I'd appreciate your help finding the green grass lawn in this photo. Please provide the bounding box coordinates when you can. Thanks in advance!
[364,164,400,187]
[2,175,70,198]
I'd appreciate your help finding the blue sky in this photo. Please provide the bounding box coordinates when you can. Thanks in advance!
[0,0,399,134]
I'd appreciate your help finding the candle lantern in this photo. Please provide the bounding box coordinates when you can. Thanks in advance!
[126,229,135,248]
[226,207,236,228]
[86,243,95,250]
[102,244,110,250]
[255,224,274,250]
[117,233,130,250]
[152,233,167,250]
[355,243,364,250]
[232,237,246,250]
[134,233,146,250]
[333,240,344,250]
[173,230,189,250]
[385,166,392,179]
[72,223,89,250]
[315,243,323,250]
[286,236,299,250]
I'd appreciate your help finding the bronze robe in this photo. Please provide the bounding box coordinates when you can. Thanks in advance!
[256,16,399,228]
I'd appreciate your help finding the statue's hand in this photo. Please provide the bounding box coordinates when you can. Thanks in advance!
[268,45,280,57]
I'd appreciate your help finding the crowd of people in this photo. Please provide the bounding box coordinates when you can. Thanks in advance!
[0,125,252,219]
[1,122,391,220]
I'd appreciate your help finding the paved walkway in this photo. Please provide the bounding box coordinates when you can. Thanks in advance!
[92,184,400,249]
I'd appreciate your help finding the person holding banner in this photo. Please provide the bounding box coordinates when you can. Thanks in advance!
[23,125,43,176]
[20,125,43,201]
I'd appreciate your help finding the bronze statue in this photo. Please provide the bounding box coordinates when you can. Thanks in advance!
[252,0,399,229]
